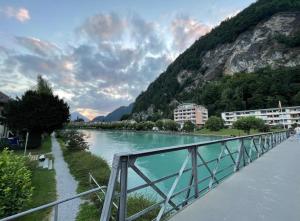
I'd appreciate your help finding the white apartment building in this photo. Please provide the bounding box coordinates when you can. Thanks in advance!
[174,103,208,127]
[0,91,10,138]
[221,106,300,128]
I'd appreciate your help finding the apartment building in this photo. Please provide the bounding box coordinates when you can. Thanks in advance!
[0,91,10,138]
[174,103,208,127]
[221,106,300,128]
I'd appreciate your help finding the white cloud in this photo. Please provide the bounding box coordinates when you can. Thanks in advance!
[1,6,30,22]
[0,12,211,116]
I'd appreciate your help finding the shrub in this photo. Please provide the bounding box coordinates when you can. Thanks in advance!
[205,116,224,131]
[182,121,195,132]
[233,116,266,134]
[0,149,33,218]
[63,130,89,151]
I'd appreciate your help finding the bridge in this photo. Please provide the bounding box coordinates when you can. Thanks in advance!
[1,131,299,221]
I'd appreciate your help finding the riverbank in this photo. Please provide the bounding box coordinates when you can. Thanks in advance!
[56,130,159,221]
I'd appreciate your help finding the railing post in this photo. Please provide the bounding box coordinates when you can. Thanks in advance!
[190,147,199,198]
[118,156,128,221]
[54,204,58,221]
[235,138,244,172]
[100,155,120,221]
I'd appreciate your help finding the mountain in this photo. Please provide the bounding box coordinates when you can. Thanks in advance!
[132,0,300,119]
[92,115,106,122]
[92,103,134,122]
[70,111,90,122]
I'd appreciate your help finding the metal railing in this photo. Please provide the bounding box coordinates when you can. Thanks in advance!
[100,131,289,221]
[0,173,109,221]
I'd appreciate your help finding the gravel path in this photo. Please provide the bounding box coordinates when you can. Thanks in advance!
[51,134,82,221]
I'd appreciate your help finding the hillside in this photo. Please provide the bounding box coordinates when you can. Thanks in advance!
[70,111,89,122]
[92,103,133,122]
[132,0,300,118]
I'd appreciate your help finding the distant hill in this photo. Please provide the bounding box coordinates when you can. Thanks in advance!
[92,115,105,122]
[92,103,133,122]
[70,111,89,122]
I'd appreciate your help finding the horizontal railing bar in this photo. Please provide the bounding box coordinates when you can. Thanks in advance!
[115,131,286,158]
[0,187,101,221]
[127,167,193,194]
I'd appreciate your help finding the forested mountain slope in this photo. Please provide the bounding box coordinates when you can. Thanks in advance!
[132,0,300,118]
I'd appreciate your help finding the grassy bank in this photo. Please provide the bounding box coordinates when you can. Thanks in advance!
[17,135,56,221]
[196,128,283,136]
[57,138,110,192]
[57,132,158,221]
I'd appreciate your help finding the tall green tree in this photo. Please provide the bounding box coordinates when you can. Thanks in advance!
[4,77,69,148]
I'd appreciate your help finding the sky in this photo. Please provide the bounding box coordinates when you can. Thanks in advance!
[0,0,255,119]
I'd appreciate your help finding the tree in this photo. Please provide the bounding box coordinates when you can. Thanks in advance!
[205,116,224,131]
[182,121,195,132]
[233,116,265,134]
[36,75,53,95]
[63,130,89,151]
[0,149,33,218]
[120,114,131,121]
[163,119,179,131]
[4,77,69,148]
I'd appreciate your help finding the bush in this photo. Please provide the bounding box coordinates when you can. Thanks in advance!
[163,119,179,131]
[61,130,89,151]
[233,116,266,134]
[205,116,224,131]
[0,149,33,218]
[182,121,195,132]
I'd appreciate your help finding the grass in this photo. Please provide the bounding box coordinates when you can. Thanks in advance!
[76,203,99,221]
[196,128,283,136]
[195,128,259,136]
[57,138,110,193]
[16,135,57,221]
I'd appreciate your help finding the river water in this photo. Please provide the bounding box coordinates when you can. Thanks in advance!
[82,130,238,202]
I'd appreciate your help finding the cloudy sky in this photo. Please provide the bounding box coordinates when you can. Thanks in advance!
[0,0,255,119]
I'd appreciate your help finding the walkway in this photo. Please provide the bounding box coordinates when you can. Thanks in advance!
[51,134,82,221]
[169,137,300,221]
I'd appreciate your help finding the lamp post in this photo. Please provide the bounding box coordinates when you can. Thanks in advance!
[24,130,29,156]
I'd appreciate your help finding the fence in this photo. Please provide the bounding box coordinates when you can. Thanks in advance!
[100,131,289,221]
[0,131,289,221]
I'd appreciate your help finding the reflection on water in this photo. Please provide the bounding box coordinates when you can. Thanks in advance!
[82,130,233,200]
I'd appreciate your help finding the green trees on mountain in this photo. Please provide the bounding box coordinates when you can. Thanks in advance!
[191,67,300,116]
[133,0,300,116]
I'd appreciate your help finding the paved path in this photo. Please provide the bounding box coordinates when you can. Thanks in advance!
[169,137,300,221]
[51,134,82,221]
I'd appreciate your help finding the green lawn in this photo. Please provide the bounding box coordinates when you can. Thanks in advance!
[16,135,57,221]
[195,128,282,137]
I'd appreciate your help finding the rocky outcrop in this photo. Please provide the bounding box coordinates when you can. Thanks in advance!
[194,12,300,82]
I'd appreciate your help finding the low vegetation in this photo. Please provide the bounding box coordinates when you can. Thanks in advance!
[233,116,269,134]
[0,136,56,221]
[0,149,33,218]
[205,116,224,131]
[68,119,180,132]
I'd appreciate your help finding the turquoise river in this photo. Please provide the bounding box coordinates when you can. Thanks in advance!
[81,130,241,203]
